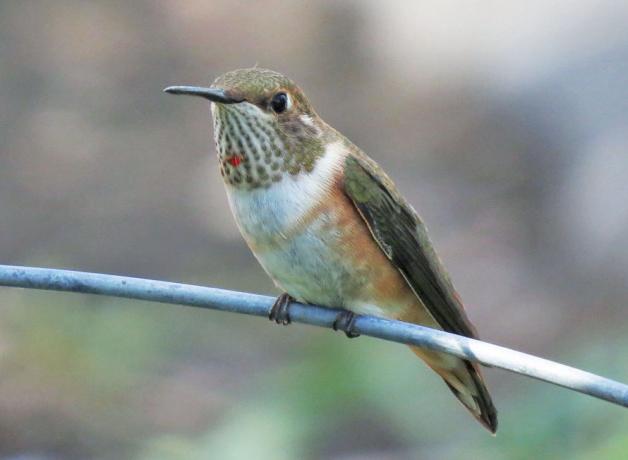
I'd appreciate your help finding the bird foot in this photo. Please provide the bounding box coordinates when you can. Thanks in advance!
[269,293,295,325]
[332,310,360,338]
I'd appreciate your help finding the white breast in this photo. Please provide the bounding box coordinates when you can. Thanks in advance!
[222,141,404,315]
[223,141,354,305]
[225,141,346,243]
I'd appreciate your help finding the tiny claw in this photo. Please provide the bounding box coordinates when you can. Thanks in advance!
[332,310,360,338]
[269,293,294,325]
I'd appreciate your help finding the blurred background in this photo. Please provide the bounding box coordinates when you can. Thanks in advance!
[1,0,627,458]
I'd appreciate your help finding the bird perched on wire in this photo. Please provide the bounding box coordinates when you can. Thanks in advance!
[165,68,497,433]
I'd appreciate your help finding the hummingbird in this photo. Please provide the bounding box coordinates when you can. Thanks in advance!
[164,68,498,433]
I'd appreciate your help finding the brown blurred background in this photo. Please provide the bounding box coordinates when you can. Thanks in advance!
[1,1,628,459]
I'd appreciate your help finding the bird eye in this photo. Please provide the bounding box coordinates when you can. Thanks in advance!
[270,92,289,113]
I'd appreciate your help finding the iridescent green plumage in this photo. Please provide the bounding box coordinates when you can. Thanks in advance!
[213,68,314,111]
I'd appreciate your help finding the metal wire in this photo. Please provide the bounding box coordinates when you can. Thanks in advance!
[1,264,627,408]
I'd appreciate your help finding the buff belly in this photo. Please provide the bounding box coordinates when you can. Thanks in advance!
[226,179,433,323]
[251,212,372,310]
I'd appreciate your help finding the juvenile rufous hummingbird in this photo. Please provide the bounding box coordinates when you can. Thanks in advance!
[164,68,497,433]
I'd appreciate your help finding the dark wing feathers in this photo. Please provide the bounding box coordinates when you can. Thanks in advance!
[342,154,478,338]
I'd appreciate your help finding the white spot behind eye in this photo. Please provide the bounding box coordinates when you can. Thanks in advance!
[300,114,320,136]
[300,115,314,127]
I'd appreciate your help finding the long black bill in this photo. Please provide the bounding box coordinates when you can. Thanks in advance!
[163,86,244,104]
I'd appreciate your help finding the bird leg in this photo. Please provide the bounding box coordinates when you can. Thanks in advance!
[332,310,360,338]
[269,292,295,325]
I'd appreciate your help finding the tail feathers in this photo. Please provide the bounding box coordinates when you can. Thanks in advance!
[442,361,498,434]
[410,346,498,434]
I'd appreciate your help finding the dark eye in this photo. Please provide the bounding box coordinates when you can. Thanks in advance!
[270,92,288,113]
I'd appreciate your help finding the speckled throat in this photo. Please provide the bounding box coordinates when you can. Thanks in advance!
[211,101,324,190]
